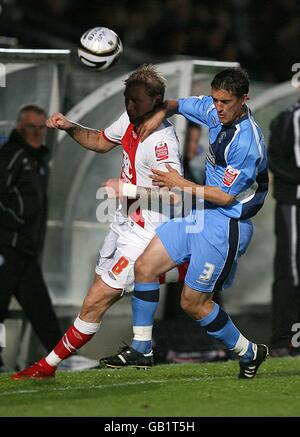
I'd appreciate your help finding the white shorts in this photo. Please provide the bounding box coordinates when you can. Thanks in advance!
[95,221,153,293]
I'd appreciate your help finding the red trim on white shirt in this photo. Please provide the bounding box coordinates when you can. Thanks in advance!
[102,130,121,144]
[120,124,145,228]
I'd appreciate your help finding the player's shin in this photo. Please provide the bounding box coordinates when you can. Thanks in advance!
[131,282,160,354]
[197,303,256,362]
[45,316,100,367]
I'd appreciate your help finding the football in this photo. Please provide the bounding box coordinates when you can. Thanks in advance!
[78,27,123,71]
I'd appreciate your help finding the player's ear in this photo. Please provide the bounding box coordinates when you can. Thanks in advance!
[242,94,249,104]
[154,95,163,107]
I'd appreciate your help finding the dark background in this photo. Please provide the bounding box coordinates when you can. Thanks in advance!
[1,0,300,82]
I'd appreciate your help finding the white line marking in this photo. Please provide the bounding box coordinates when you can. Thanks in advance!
[0,375,231,397]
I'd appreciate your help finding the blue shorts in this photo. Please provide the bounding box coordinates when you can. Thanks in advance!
[156,209,253,292]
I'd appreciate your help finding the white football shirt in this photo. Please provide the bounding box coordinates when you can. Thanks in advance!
[103,111,182,235]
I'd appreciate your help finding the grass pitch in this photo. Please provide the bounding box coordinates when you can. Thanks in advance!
[0,357,299,417]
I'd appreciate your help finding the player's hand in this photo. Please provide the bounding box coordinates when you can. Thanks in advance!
[46,112,73,130]
[138,110,166,142]
[103,178,124,198]
[151,163,184,188]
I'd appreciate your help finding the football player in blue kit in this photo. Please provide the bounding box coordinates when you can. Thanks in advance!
[101,68,269,379]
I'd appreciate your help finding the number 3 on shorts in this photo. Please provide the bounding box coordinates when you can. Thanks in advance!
[112,256,129,276]
[199,262,215,281]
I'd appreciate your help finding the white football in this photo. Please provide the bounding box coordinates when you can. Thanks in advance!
[78,27,123,71]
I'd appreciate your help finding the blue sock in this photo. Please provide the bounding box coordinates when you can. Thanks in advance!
[197,303,256,362]
[131,282,160,354]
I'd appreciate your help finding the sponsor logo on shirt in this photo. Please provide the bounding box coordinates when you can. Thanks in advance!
[121,150,133,181]
[223,165,240,187]
[155,142,169,161]
[218,131,227,143]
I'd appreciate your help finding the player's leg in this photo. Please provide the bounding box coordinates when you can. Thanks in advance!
[100,220,190,368]
[12,274,122,380]
[12,230,124,379]
[99,235,177,368]
[180,216,268,379]
[49,228,122,359]
[130,235,177,354]
[46,275,122,362]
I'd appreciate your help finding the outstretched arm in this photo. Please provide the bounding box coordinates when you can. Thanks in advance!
[103,178,180,204]
[151,164,235,207]
[47,112,117,153]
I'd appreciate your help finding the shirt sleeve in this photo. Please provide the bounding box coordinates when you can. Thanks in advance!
[144,131,183,175]
[103,111,128,144]
[178,96,217,129]
[219,136,259,196]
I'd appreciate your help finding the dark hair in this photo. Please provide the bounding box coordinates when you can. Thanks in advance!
[211,68,249,97]
[124,64,166,99]
[17,104,47,121]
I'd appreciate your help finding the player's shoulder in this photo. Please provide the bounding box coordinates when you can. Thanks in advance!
[236,126,265,165]
[143,122,179,148]
[179,95,213,111]
[181,95,213,104]
[117,111,130,126]
[238,114,263,139]
[154,119,178,139]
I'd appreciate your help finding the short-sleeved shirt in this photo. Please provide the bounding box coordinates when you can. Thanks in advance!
[178,96,269,219]
[103,111,182,234]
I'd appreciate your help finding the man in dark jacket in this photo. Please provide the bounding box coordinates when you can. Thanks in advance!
[268,96,300,357]
[0,104,98,371]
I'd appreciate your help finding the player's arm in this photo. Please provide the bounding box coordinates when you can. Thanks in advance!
[139,96,214,142]
[138,100,179,142]
[103,178,181,204]
[151,164,235,206]
[46,112,117,153]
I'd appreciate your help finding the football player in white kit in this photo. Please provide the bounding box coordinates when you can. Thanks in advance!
[13,64,184,379]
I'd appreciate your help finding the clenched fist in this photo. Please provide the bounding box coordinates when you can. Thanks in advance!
[46,112,73,130]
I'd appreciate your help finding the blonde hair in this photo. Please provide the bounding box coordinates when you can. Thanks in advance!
[124,64,166,98]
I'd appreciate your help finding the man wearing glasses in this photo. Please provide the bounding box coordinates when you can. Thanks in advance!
[0,104,97,372]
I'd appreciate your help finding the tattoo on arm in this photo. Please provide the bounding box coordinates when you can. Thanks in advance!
[66,124,100,151]
[136,186,178,203]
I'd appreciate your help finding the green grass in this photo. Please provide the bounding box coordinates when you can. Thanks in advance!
[0,357,300,417]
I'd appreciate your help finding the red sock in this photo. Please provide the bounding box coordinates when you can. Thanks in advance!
[53,324,95,360]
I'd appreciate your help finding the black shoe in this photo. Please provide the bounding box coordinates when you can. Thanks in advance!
[99,344,154,369]
[239,344,269,379]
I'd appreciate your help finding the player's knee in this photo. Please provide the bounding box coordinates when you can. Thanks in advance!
[134,256,155,280]
[134,256,144,275]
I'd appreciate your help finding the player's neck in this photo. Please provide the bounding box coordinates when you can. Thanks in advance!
[225,105,248,126]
